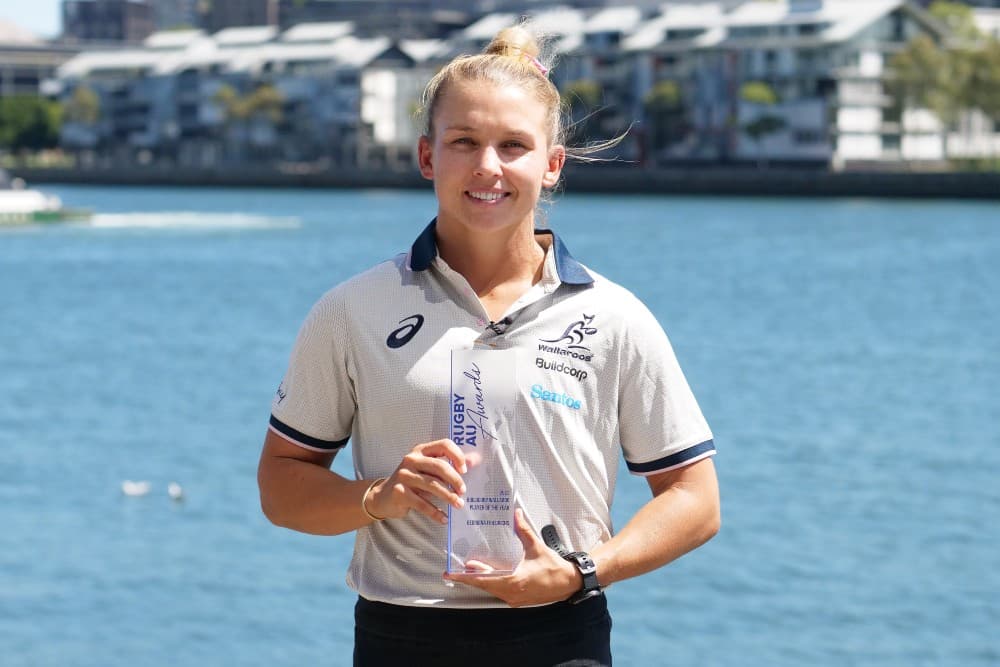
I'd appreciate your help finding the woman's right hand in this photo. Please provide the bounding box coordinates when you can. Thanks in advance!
[365,439,468,524]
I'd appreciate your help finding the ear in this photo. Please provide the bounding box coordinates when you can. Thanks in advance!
[542,145,566,189]
[417,135,434,181]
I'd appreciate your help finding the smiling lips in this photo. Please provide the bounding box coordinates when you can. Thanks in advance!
[466,190,508,202]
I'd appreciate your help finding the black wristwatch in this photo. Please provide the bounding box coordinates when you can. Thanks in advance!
[541,525,603,605]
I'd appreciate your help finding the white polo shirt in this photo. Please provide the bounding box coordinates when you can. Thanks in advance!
[269,220,715,608]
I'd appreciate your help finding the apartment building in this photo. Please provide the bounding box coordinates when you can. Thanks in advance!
[53,0,1000,169]
[56,21,436,168]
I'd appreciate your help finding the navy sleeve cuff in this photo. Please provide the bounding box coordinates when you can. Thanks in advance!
[626,439,715,475]
[269,415,349,451]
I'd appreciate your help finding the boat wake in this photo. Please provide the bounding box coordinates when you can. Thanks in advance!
[88,211,300,230]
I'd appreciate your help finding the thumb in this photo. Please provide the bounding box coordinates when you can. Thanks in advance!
[513,507,545,556]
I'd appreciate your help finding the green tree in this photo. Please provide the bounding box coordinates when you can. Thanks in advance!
[740,80,779,106]
[0,95,62,152]
[643,80,687,153]
[928,1,982,42]
[740,81,785,168]
[967,37,1000,122]
[887,34,971,156]
[64,85,100,125]
[214,83,283,123]
[213,83,285,161]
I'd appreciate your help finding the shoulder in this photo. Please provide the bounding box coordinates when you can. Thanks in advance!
[570,265,658,322]
[312,254,409,309]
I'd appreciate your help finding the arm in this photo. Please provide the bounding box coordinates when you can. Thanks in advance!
[590,457,720,587]
[257,429,468,536]
[444,457,719,607]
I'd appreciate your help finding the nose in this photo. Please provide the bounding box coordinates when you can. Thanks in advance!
[473,146,502,177]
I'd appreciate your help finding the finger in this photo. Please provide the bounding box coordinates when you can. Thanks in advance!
[416,439,468,474]
[463,450,483,470]
[462,559,495,574]
[397,465,465,508]
[405,487,449,525]
[513,508,545,556]
[405,450,467,495]
[443,566,501,589]
[415,456,467,496]
[377,479,449,524]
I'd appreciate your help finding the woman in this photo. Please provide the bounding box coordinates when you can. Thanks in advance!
[258,23,720,667]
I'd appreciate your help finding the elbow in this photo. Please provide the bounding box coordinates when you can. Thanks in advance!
[701,496,722,544]
[257,466,287,528]
[705,507,721,543]
[259,492,281,526]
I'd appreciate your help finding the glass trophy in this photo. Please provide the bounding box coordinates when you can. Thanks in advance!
[447,348,522,574]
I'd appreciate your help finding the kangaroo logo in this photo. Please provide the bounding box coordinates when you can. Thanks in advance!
[541,314,597,352]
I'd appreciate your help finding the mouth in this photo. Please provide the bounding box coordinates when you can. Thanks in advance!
[465,190,510,203]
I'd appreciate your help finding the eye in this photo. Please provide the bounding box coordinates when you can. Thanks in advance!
[451,137,474,146]
[503,140,527,149]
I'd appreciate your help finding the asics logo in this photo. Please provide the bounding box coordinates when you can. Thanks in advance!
[387,314,424,349]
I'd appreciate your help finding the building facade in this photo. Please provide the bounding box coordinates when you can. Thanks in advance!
[54,0,1000,169]
[201,0,279,33]
[62,0,156,44]
[0,22,79,99]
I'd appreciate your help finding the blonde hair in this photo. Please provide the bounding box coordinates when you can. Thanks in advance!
[417,22,627,186]
[418,23,563,145]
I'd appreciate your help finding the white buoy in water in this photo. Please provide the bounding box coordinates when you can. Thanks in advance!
[167,482,184,501]
[121,480,151,496]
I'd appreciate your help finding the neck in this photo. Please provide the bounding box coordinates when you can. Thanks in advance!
[436,219,545,296]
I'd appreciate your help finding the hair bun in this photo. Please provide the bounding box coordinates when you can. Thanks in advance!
[484,25,541,60]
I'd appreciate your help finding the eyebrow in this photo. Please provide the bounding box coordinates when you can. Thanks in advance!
[442,125,533,138]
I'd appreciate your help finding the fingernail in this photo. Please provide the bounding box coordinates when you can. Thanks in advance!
[456,497,464,508]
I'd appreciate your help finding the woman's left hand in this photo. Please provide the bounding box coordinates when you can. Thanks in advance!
[443,508,583,607]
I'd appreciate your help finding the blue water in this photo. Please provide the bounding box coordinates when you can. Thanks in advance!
[1,185,997,666]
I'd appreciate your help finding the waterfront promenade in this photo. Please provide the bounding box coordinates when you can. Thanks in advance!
[13,163,1000,199]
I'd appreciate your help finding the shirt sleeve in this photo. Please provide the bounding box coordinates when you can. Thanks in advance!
[268,288,356,453]
[616,295,715,476]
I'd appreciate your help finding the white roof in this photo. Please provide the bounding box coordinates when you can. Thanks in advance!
[329,36,392,68]
[621,0,908,51]
[236,35,393,72]
[280,22,354,43]
[59,49,165,78]
[584,6,643,34]
[144,29,205,50]
[623,4,727,51]
[555,33,583,55]
[530,6,586,36]
[399,39,447,63]
[726,0,901,28]
[212,25,278,47]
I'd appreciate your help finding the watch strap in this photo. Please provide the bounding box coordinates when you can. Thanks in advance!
[541,524,603,605]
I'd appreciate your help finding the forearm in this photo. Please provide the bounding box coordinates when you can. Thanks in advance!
[591,459,720,587]
[258,450,377,536]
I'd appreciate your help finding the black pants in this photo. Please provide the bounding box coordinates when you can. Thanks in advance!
[354,595,612,667]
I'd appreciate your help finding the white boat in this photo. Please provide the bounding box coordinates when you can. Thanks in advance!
[0,170,90,225]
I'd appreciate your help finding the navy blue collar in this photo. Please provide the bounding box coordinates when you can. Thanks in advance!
[409,218,593,286]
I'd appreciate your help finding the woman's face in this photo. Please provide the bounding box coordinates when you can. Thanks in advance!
[418,79,565,236]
